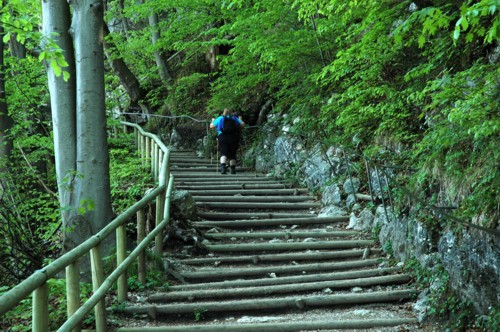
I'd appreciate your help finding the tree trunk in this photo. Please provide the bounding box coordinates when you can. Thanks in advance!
[103,23,147,105]
[43,0,113,260]
[0,16,14,164]
[42,0,78,250]
[70,0,113,253]
[149,11,173,82]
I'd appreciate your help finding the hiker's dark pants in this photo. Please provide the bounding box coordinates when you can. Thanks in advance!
[218,133,239,160]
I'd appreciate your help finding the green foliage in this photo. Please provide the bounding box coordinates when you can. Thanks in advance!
[109,134,154,216]
[0,280,94,331]
[193,307,208,321]
[475,306,500,332]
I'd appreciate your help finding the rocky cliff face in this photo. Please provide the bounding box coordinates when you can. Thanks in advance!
[241,115,499,319]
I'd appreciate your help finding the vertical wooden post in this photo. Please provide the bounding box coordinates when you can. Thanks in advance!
[116,224,128,302]
[155,191,165,259]
[135,128,139,151]
[66,263,81,332]
[154,144,159,178]
[32,283,49,332]
[145,137,151,163]
[137,208,146,285]
[140,135,145,162]
[90,247,107,332]
[156,148,162,180]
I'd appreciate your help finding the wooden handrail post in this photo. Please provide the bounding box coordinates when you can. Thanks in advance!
[153,144,159,178]
[116,224,128,302]
[155,191,165,260]
[137,208,146,285]
[32,282,49,332]
[145,136,151,165]
[66,263,81,332]
[90,247,107,332]
[140,135,146,162]
[134,128,139,152]
[149,140,154,176]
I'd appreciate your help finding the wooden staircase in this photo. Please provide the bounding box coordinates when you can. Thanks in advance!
[115,151,418,331]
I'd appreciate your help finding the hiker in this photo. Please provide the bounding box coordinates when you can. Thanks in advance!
[210,108,245,174]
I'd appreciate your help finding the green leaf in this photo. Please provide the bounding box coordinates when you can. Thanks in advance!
[460,17,469,31]
[418,35,426,47]
[63,71,70,82]
[2,32,10,43]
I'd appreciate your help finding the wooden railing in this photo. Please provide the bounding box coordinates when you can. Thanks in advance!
[0,121,173,332]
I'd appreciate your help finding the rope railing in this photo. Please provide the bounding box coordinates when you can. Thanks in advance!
[0,121,174,331]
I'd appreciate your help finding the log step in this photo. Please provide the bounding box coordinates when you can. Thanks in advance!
[148,274,411,302]
[173,248,381,265]
[115,289,416,316]
[178,184,289,190]
[193,216,349,227]
[168,267,400,291]
[177,258,381,280]
[117,318,418,332]
[189,189,309,196]
[204,230,359,240]
[196,201,321,210]
[205,240,375,253]
[193,195,316,202]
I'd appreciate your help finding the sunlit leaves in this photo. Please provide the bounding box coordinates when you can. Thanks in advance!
[453,0,500,44]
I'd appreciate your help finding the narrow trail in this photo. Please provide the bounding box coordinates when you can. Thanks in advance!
[115,151,419,331]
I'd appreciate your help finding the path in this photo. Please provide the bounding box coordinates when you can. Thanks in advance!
[115,151,419,331]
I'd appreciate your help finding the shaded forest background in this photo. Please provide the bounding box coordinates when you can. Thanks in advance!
[0,0,498,327]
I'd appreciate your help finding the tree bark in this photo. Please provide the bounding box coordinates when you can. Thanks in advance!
[43,0,114,260]
[256,99,273,126]
[0,16,14,164]
[103,22,147,105]
[149,11,173,82]
[42,0,79,251]
[70,0,113,253]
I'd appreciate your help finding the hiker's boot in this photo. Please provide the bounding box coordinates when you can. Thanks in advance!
[230,165,236,174]
[220,163,227,174]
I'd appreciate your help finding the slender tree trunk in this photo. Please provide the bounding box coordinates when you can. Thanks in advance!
[42,0,78,250]
[103,23,147,105]
[0,13,13,164]
[70,0,113,252]
[149,11,173,82]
